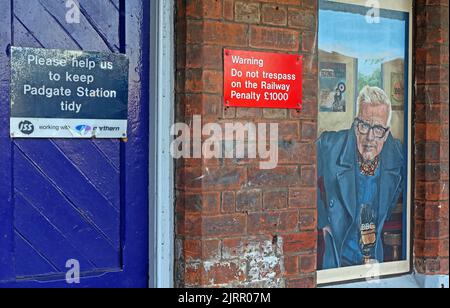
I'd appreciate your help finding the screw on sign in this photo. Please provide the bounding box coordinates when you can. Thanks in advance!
[224,49,303,111]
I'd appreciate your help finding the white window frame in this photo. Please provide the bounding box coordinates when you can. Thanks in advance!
[149,0,175,288]
[317,0,414,285]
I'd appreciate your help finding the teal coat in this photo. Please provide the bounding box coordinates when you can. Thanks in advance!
[317,128,404,269]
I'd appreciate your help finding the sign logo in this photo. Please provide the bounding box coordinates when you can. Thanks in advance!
[75,125,93,136]
[18,121,34,135]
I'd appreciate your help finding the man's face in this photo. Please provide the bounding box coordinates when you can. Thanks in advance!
[355,103,390,161]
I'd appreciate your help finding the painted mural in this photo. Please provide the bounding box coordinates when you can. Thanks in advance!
[317,1,409,270]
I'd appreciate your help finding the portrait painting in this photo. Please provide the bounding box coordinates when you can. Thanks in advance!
[317,0,410,272]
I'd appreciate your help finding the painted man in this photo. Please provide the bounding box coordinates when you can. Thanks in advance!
[317,86,405,269]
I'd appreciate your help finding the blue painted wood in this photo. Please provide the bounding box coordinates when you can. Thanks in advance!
[0,0,150,287]
[0,0,15,282]
[14,140,121,248]
[14,192,96,274]
[15,231,60,277]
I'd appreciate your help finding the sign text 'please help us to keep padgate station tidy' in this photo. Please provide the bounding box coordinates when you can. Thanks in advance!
[224,49,303,110]
[10,47,129,138]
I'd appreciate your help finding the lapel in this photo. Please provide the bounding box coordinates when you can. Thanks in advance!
[336,129,358,221]
[378,134,404,223]
[335,129,404,224]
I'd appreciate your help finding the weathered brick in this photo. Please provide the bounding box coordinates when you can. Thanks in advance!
[248,210,299,234]
[222,191,236,213]
[223,0,235,20]
[186,0,223,19]
[237,189,263,212]
[284,256,299,277]
[202,260,247,286]
[263,190,288,210]
[235,1,261,24]
[299,254,316,274]
[187,20,248,46]
[289,188,316,208]
[202,214,247,237]
[298,209,317,231]
[262,4,288,26]
[301,121,317,141]
[184,239,221,262]
[286,275,316,288]
[250,26,300,51]
[283,232,317,254]
[177,166,247,191]
[176,0,322,287]
[248,166,301,187]
[288,7,315,30]
[178,192,221,214]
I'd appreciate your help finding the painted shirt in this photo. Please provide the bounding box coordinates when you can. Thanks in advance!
[341,162,381,267]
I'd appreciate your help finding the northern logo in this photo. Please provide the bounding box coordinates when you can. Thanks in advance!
[18,121,34,135]
[75,125,93,136]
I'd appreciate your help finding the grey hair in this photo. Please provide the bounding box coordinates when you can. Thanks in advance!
[357,86,392,127]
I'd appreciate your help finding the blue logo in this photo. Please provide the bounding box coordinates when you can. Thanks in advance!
[75,125,93,136]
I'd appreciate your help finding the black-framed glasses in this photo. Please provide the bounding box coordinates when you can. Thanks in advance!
[355,118,389,139]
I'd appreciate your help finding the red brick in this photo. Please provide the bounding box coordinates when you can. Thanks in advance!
[222,236,274,259]
[185,262,202,286]
[236,189,263,212]
[184,239,221,262]
[185,45,223,70]
[187,20,248,46]
[286,275,316,288]
[248,210,299,234]
[202,214,247,237]
[415,181,449,201]
[299,254,317,274]
[288,7,316,30]
[298,209,317,231]
[178,192,220,214]
[248,166,301,188]
[223,0,235,21]
[235,1,261,24]
[262,4,288,26]
[222,191,236,213]
[283,232,317,254]
[186,0,223,19]
[278,141,316,165]
[202,260,247,286]
[301,121,317,141]
[263,190,288,210]
[415,239,449,258]
[182,69,223,94]
[284,256,299,277]
[300,165,316,187]
[250,26,300,51]
[177,166,247,191]
[289,188,316,208]
[178,93,222,120]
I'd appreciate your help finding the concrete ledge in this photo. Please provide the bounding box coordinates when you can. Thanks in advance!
[414,273,449,289]
[323,274,420,288]
[322,273,449,288]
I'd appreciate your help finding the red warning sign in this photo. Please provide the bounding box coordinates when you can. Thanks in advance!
[224,49,303,110]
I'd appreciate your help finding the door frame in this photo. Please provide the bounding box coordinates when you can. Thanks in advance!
[149,0,175,288]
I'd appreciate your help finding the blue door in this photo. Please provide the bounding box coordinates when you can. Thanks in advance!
[0,0,149,288]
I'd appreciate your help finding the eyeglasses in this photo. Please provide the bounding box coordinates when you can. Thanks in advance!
[355,118,389,139]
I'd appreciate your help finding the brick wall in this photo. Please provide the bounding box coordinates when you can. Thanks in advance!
[414,0,449,276]
[175,0,449,288]
[175,0,318,288]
